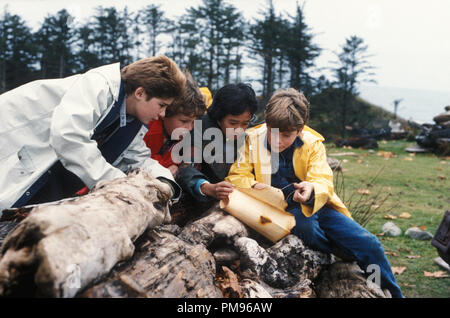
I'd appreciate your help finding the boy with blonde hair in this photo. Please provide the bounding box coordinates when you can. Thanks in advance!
[226,88,403,298]
[0,56,186,210]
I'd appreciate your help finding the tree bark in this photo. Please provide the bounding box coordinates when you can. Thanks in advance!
[0,169,172,298]
[79,227,223,298]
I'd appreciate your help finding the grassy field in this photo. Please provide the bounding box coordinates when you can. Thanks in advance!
[326,139,450,298]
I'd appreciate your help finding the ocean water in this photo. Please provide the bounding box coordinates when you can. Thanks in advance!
[359,85,450,124]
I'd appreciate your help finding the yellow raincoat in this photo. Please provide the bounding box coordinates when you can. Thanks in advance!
[225,123,352,219]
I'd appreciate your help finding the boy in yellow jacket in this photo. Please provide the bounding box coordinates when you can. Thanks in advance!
[226,88,403,298]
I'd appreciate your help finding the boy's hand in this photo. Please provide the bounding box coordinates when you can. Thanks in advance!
[292,182,314,204]
[168,164,179,177]
[252,183,268,190]
[201,181,234,200]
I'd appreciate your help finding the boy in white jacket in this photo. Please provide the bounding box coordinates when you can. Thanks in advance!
[0,56,186,210]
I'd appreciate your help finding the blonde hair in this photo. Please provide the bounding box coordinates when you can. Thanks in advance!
[265,88,310,132]
[121,55,186,100]
[165,70,206,118]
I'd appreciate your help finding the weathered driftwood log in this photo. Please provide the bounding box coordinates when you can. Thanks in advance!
[0,169,172,297]
[314,261,387,298]
[81,203,389,298]
[1,185,392,298]
[80,227,222,298]
[80,205,248,298]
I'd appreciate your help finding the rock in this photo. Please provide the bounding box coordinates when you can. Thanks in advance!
[314,262,387,298]
[438,120,450,129]
[436,138,450,155]
[213,248,240,266]
[405,144,432,153]
[433,111,450,124]
[405,227,434,240]
[382,222,402,237]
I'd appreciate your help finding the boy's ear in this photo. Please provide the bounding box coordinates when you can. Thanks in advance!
[134,87,146,100]
[298,127,303,136]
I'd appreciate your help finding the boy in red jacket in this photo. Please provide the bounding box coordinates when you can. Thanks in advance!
[143,73,210,177]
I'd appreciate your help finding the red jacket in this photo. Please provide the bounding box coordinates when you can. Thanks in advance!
[143,119,178,168]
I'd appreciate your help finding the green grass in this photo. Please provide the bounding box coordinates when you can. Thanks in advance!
[326,139,450,298]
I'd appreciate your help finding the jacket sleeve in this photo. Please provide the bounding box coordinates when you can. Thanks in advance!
[301,141,334,217]
[225,138,258,188]
[114,126,181,201]
[49,72,126,189]
[176,164,212,202]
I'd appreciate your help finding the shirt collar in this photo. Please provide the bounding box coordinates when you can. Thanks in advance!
[120,95,128,127]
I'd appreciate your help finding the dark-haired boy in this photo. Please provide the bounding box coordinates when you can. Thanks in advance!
[176,83,258,202]
[226,88,403,298]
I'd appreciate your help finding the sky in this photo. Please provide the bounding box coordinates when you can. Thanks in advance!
[2,0,450,122]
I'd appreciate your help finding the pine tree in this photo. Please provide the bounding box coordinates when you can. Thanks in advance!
[90,6,134,66]
[220,5,245,85]
[75,24,102,72]
[142,4,170,56]
[183,0,245,90]
[36,9,77,78]
[330,35,376,137]
[0,7,37,92]
[284,3,321,97]
[247,0,283,99]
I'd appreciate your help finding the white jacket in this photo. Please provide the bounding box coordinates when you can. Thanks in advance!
[0,63,175,211]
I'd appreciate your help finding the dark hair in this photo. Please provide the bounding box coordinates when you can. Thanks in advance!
[165,70,206,118]
[207,83,258,121]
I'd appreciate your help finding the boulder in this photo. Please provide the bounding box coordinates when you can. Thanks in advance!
[405,227,433,240]
[382,222,402,237]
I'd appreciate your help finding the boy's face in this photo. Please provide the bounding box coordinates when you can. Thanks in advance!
[219,110,252,140]
[128,87,173,123]
[267,125,301,153]
[163,113,196,141]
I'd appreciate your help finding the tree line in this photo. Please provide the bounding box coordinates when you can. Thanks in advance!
[0,0,377,138]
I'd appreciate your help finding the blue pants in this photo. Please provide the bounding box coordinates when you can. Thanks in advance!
[290,205,403,298]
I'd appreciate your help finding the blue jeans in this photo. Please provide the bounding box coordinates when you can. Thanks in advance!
[289,205,403,298]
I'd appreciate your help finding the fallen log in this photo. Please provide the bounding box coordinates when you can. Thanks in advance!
[79,227,223,298]
[1,180,392,298]
[314,261,387,298]
[0,169,172,297]
[80,202,389,298]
